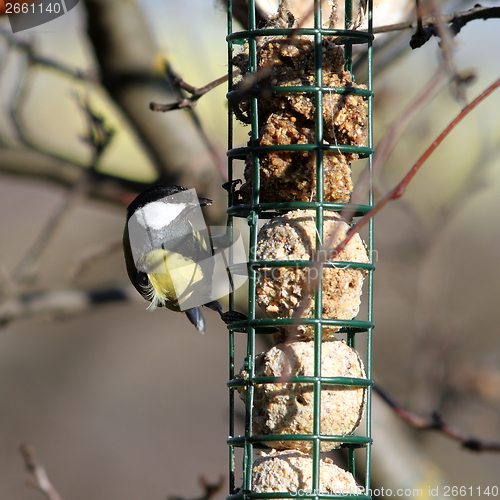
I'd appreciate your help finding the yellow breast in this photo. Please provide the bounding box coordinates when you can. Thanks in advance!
[139,249,204,311]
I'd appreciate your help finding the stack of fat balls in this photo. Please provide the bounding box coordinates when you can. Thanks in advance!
[232,30,367,204]
[233,7,369,496]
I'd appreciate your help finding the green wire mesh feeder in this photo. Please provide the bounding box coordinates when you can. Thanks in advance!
[225,0,374,498]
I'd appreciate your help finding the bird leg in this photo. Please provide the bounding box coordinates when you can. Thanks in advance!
[204,300,247,325]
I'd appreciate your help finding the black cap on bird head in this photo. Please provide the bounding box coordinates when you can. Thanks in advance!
[125,185,213,221]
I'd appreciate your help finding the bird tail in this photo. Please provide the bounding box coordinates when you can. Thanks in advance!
[184,307,206,334]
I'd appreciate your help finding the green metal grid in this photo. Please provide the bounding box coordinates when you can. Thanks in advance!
[226,0,374,499]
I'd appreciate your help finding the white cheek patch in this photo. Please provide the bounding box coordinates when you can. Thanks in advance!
[136,201,187,230]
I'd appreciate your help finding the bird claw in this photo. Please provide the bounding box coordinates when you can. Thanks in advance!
[220,310,248,324]
[221,179,241,193]
[203,300,247,327]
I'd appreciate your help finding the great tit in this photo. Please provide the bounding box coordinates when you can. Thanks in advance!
[123,185,244,333]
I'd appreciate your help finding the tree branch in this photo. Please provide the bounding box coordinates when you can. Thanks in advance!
[19,444,63,500]
[150,71,233,112]
[218,0,269,30]
[0,285,141,327]
[7,41,89,170]
[281,75,500,340]
[374,385,500,452]
[367,68,449,197]
[69,239,123,281]
[12,95,115,286]
[169,476,224,500]
[13,170,90,286]
[0,28,98,82]
[83,0,226,198]
[150,63,228,180]
[328,75,500,259]
[372,5,500,49]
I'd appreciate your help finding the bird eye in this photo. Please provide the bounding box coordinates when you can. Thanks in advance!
[137,271,149,286]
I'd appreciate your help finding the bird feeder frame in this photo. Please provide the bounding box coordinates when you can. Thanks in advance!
[225,0,374,498]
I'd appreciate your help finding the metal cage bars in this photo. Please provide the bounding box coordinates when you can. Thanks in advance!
[227,0,374,499]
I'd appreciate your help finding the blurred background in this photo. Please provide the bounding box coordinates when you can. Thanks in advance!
[1,0,499,499]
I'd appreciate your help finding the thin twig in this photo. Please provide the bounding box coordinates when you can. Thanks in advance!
[153,63,228,180]
[150,72,233,112]
[327,75,500,259]
[151,1,362,121]
[69,239,122,281]
[0,28,98,82]
[149,67,238,179]
[169,475,224,500]
[12,95,115,286]
[0,42,163,206]
[221,0,269,30]
[330,69,450,299]
[284,76,500,339]
[19,444,63,500]
[373,5,500,43]
[415,0,424,35]
[12,171,90,286]
[8,42,89,169]
[368,68,449,190]
[425,0,469,102]
[74,92,115,166]
[373,385,500,452]
[0,285,140,326]
[149,1,338,116]
[0,153,145,208]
